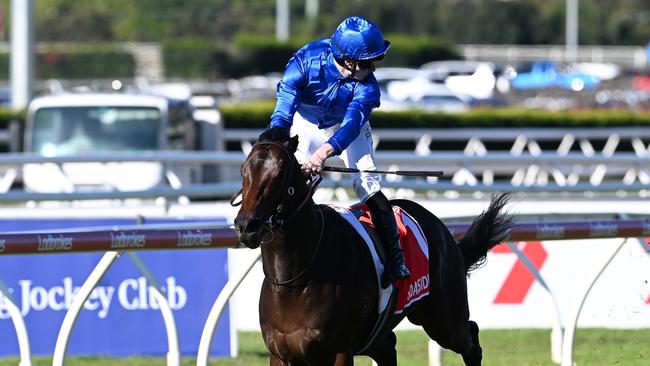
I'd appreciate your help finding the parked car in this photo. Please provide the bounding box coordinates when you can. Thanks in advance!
[22,92,220,193]
[420,60,497,100]
[566,62,621,81]
[510,61,600,91]
[373,67,426,102]
[411,84,470,113]
[377,78,469,113]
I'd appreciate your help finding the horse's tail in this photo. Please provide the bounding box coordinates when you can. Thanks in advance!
[457,192,513,273]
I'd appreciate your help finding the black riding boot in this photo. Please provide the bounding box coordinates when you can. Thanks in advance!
[365,191,411,282]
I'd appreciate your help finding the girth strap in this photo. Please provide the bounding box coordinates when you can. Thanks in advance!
[355,287,399,355]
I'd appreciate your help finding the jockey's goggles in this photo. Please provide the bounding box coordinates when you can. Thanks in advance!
[357,54,385,69]
[335,54,385,71]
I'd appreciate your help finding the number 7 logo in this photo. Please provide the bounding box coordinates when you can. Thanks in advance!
[491,241,548,304]
[492,239,650,305]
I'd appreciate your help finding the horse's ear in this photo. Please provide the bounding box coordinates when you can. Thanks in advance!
[287,135,299,153]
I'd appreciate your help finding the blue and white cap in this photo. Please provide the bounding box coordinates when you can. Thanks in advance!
[330,16,390,61]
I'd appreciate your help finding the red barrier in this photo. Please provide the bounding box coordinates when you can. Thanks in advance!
[0,227,238,255]
[0,219,648,255]
[448,219,650,241]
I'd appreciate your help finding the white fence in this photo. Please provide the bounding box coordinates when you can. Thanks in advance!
[0,126,645,200]
[0,217,649,366]
[0,144,647,202]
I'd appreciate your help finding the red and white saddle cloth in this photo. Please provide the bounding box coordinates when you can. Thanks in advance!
[330,204,430,314]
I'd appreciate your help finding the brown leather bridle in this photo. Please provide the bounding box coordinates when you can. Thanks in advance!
[230,140,322,234]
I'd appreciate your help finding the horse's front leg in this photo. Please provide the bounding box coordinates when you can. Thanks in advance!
[365,331,397,366]
[334,352,354,366]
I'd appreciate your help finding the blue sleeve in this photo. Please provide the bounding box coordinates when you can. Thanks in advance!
[269,54,307,130]
[326,85,380,155]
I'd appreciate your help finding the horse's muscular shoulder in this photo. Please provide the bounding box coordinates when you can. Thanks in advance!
[263,326,328,361]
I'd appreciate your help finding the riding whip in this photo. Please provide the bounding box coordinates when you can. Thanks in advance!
[322,166,443,177]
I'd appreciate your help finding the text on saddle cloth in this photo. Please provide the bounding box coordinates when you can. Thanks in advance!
[347,204,431,314]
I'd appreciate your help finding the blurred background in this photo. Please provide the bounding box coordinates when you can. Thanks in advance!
[1,0,649,110]
[0,2,649,365]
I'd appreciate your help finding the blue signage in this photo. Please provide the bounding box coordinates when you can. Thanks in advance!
[0,218,232,357]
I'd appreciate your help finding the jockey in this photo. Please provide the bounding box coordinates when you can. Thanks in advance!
[269,16,411,283]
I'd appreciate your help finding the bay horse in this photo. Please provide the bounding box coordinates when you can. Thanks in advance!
[233,127,512,366]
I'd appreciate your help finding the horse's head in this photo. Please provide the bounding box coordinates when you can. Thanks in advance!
[233,127,307,248]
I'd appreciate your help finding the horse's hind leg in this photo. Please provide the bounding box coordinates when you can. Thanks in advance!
[420,318,482,366]
[460,321,482,366]
[365,331,397,366]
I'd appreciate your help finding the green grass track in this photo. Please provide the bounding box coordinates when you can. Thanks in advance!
[1,328,648,366]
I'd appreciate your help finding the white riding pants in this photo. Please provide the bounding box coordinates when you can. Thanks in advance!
[290,112,381,202]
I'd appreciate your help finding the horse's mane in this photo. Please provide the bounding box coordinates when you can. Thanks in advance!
[258,127,299,153]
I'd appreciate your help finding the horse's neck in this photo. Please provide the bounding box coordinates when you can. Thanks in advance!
[261,205,322,285]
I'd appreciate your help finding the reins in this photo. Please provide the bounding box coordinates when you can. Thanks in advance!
[265,205,325,286]
[232,140,325,286]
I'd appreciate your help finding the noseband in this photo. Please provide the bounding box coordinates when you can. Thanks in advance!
[231,140,322,238]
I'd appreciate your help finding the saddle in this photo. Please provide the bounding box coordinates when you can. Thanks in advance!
[331,204,431,354]
[350,204,431,311]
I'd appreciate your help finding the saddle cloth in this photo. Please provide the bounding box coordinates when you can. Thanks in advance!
[331,204,430,314]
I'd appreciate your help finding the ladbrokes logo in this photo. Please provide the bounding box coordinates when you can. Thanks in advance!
[37,234,73,252]
[0,239,5,253]
[110,232,146,249]
[590,222,617,238]
[177,230,212,247]
[537,224,564,240]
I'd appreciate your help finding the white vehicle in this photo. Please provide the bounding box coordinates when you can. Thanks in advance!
[420,60,496,100]
[22,93,214,193]
[410,83,470,113]
[374,67,428,110]
[566,62,621,81]
[378,77,470,113]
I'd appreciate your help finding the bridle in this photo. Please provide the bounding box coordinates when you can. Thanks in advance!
[231,140,325,286]
[230,140,322,242]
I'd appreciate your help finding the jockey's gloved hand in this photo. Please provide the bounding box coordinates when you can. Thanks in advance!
[302,143,334,175]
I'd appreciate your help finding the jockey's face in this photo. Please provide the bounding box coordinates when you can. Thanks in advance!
[339,54,385,81]
[336,59,375,81]
[350,60,374,81]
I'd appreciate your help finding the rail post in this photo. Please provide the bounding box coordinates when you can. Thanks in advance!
[196,250,261,366]
[560,238,628,366]
[0,279,31,366]
[127,252,180,366]
[53,251,121,366]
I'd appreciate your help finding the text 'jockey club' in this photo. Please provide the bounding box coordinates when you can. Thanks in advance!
[0,276,188,319]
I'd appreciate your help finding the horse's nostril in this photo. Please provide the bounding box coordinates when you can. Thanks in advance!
[245,218,263,233]
[234,217,245,233]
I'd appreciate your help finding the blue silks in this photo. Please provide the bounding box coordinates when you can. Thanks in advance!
[269,39,381,155]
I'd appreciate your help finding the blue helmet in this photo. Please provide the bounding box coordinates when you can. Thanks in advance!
[330,16,390,61]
